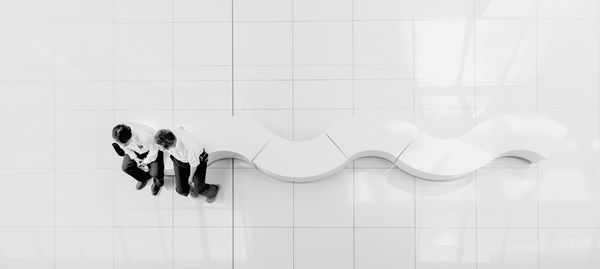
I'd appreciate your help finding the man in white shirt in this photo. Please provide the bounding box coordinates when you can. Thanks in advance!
[153,128,219,202]
[112,123,164,196]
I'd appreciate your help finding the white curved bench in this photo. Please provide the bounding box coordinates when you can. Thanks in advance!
[153,113,568,182]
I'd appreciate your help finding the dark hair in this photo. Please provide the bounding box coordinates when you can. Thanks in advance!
[154,129,177,149]
[112,124,132,144]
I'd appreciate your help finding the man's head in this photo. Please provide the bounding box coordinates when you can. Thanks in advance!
[112,124,132,145]
[154,129,177,150]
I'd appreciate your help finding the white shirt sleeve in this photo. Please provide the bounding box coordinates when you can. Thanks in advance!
[179,128,202,167]
[186,147,201,168]
[122,145,138,160]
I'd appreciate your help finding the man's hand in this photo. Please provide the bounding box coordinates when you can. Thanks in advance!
[199,149,209,163]
[139,163,149,172]
[133,158,149,172]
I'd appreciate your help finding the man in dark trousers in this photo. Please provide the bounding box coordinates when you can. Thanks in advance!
[153,128,219,202]
[112,123,164,196]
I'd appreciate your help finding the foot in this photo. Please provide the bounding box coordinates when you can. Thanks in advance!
[205,184,220,203]
[188,181,199,197]
[151,183,162,196]
[176,189,189,197]
[136,180,148,190]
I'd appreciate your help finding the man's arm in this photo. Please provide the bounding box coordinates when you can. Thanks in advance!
[188,164,198,184]
[140,137,159,166]
[112,143,124,156]
[123,147,142,164]
[186,149,201,184]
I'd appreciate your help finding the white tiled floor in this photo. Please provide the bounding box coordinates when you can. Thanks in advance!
[0,170,54,226]
[476,168,538,227]
[233,169,293,227]
[174,0,231,22]
[55,227,113,269]
[0,110,55,168]
[234,227,293,269]
[539,228,600,269]
[415,175,477,227]
[115,227,173,269]
[353,0,413,20]
[355,228,415,269]
[294,228,354,269]
[55,169,114,226]
[0,228,54,269]
[1,0,600,268]
[416,228,477,269]
[173,227,232,269]
[477,228,538,269]
[294,169,354,227]
[354,169,415,227]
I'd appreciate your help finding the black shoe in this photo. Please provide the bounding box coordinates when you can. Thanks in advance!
[136,180,148,190]
[176,187,189,197]
[189,186,199,198]
[151,183,162,196]
[205,184,220,203]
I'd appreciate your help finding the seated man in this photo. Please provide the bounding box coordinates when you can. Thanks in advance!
[112,123,164,196]
[153,128,219,202]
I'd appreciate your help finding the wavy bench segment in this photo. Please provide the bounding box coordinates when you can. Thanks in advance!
[471,113,570,162]
[325,117,419,163]
[395,113,569,180]
[180,116,274,165]
[252,134,348,182]
[396,132,495,180]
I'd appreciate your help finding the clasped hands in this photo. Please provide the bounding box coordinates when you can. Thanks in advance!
[134,158,149,172]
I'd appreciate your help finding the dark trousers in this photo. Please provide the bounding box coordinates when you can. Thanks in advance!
[122,151,164,186]
[171,155,215,197]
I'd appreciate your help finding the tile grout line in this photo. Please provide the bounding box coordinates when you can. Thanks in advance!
[5,224,600,229]
[11,75,600,84]
[53,107,600,111]
[232,0,235,117]
[411,1,417,268]
[597,0,600,215]
[350,0,356,269]
[171,0,175,268]
[53,6,57,269]
[231,0,235,268]
[47,16,600,24]
[473,1,478,268]
[291,1,295,269]
[291,1,295,142]
[112,0,117,268]
[351,1,356,269]
[535,1,540,268]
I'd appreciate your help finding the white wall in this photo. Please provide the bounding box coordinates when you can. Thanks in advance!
[0,0,599,268]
